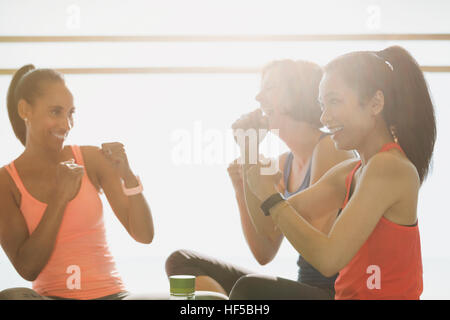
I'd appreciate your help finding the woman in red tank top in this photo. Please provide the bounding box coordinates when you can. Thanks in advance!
[0,65,154,299]
[246,46,436,299]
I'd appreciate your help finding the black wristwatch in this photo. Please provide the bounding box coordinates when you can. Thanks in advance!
[260,193,285,216]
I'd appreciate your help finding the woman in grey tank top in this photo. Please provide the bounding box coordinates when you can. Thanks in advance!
[165,60,355,299]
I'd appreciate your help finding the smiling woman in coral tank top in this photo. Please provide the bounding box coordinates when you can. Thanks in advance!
[0,65,154,300]
[245,46,436,300]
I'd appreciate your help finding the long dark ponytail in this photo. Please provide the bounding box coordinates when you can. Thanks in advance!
[6,65,65,146]
[377,46,436,185]
[324,46,436,184]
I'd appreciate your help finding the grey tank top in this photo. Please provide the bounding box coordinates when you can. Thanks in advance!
[282,134,338,290]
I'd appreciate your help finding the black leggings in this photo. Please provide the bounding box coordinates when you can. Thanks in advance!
[165,249,334,300]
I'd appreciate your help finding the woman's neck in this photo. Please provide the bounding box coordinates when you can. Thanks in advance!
[356,121,395,167]
[20,141,65,170]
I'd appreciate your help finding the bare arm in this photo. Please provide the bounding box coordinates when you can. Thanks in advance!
[0,192,68,281]
[0,163,83,281]
[228,157,285,265]
[242,160,284,241]
[83,146,154,244]
[244,135,354,237]
[248,153,418,277]
[234,179,283,265]
[310,135,356,186]
[238,138,354,263]
[306,135,355,230]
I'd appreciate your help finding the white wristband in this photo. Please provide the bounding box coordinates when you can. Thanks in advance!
[122,175,143,196]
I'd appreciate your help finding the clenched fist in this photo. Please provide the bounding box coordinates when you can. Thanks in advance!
[227,159,244,192]
[54,159,84,202]
[231,109,269,146]
[246,162,283,202]
[101,142,132,178]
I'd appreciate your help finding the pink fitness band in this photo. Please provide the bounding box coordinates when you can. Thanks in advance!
[122,176,143,196]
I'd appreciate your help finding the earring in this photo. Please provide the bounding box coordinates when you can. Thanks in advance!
[390,125,399,144]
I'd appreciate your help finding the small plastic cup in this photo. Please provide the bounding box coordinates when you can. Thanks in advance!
[169,275,196,300]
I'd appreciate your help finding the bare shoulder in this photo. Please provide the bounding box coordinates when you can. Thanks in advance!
[364,151,420,189]
[79,145,102,158]
[0,166,17,195]
[311,136,355,186]
[357,151,419,225]
[314,135,355,163]
[308,156,361,204]
[315,134,335,151]
[77,145,101,170]
[0,166,20,213]
[0,166,11,193]
[313,135,360,178]
[78,145,105,190]
[79,145,117,180]
[79,145,109,168]
[325,157,361,180]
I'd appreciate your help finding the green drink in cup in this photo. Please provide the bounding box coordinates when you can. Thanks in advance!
[169,275,196,300]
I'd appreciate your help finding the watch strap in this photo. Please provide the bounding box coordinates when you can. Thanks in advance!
[122,175,143,196]
[260,193,285,216]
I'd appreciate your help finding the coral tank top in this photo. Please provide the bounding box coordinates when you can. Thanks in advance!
[4,145,125,299]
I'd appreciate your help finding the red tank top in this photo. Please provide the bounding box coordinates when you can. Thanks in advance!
[334,143,423,300]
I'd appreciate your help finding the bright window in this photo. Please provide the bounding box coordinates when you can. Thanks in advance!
[1,0,449,299]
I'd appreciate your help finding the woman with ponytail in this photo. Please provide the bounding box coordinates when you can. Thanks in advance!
[166,60,354,300]
[245,46,436,299]
[0,65,154,300]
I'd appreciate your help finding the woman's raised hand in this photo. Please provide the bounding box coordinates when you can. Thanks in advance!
[227,158,244,192]
[101,142,132,178]
[231,109,269,146]
[246,161,283,202]
[54,159,84,203]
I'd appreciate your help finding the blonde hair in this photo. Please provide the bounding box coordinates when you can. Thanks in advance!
[261,59,323,127]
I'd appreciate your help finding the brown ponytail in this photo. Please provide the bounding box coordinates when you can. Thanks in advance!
[377,46,436,184]
[6,65,65,146]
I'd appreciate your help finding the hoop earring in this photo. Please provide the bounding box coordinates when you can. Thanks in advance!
[390,125,399,144]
